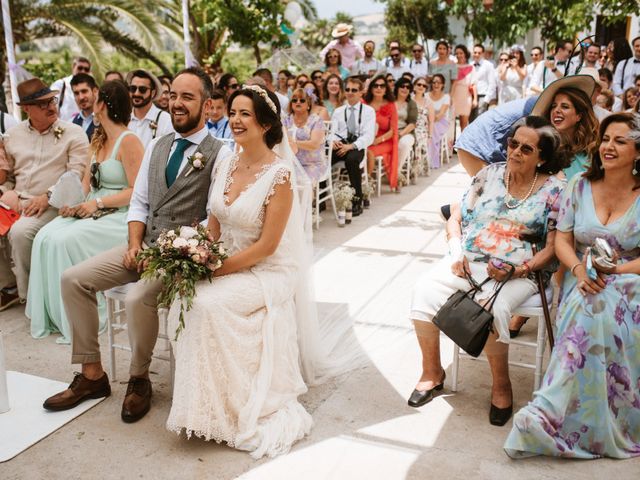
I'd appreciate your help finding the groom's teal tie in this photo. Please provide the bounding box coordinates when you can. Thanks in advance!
[166,138,192,187]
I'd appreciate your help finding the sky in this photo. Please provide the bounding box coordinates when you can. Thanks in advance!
[313,0,384,19]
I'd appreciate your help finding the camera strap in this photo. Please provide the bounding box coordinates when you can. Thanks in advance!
[343,102,363,137]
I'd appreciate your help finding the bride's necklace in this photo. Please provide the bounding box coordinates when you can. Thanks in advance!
[504,169,538,209]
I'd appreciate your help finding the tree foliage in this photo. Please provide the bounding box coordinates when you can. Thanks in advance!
[382,0,449,50]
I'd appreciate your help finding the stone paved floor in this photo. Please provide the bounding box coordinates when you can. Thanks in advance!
[1,158,638,479]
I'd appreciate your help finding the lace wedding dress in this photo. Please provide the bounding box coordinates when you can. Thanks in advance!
[166,153,313,459]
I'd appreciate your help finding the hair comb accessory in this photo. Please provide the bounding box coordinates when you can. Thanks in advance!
[242,84,278,115]
[303,86,317,103]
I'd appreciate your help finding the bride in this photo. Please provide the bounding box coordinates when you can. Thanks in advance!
[166,85,319,458]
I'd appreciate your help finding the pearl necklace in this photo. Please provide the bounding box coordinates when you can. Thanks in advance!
[504,169,538,209]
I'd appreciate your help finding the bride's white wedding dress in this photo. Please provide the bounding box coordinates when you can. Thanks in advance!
[166,153,312,459]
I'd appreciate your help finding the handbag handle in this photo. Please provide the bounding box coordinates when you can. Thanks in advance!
[483,264,516,313]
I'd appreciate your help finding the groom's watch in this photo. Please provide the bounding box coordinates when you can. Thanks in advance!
[96,197,104,209]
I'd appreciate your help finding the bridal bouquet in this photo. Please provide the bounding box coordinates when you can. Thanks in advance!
[137,224,228,339]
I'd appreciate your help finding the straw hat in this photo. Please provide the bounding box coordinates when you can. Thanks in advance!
[16,78,59,105]
[331,23,353,39]
[531,72,597,116]
[125,69,163,102]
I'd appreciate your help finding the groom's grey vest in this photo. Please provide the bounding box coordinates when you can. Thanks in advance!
[143,133,223,246]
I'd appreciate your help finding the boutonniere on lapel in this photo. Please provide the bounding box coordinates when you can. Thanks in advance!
[53,126,65,144]
[185,152,206,177]
[149,120,158,136]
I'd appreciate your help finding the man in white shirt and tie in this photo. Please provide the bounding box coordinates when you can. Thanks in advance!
[613,37,640,96]
[127,70,174,148]
[470,44,497,122]
[409,44,428,79]
[331,77,375,216]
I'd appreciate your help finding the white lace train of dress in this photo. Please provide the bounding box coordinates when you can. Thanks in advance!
[166,154,313,459]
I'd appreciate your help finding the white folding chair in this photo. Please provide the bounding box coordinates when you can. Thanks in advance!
[450,286,553,392]
[105,284,175,385]
[375,156,385,197]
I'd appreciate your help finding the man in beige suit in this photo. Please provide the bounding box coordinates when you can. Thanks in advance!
[44,68,231,423]
[0,78,88,310]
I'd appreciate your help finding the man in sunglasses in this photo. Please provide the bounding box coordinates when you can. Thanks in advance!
[351,40,385,77]
[127,69,174,148]
[51,56,92,122]
[387,47,410,80]
[0,77,89,310]
[409,44,428,79]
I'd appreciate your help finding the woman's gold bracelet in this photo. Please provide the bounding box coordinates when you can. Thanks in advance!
[570,262,583,276]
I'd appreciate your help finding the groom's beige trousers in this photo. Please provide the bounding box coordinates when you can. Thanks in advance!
[61,244,162,377]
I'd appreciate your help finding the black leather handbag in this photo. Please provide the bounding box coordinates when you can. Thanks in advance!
[433,266,514,357]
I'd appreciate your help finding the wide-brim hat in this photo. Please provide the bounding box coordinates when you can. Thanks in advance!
[16,78,59,105]
[331,23,353,39]
[531,73,596,116]
[125,69,163,102]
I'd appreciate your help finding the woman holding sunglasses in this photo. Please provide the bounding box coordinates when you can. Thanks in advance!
[27,80,143,344]
[322,48,350,80]
[394,77,418,181]
[322,74,346,117]
[364,74,399,192]
[409,116,566,426]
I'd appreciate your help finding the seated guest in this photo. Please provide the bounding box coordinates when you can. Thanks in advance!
[623,86,639,111]
[104,70,124,82]
[301,82,329,121]
[412,77,430,174]
[0,111,19,188]
[331,77,375,216]
[127,69,174,148]
[253,68,289,115]
[505,112,640,459]
[276,69,292,97]
[27,80,144,343]
[425,74,451,170]
[284,88,326,182]
[322,74,345,117]
[0,78,88,310]
[322,48,350,80]
[311,70,325,97]
[70,73,99,140]
[295,73,310,90]
[385,73,396,91]
[409,116,566,427]
[206,89,232,140]
[394,77,417,178]
[365,74,399,192]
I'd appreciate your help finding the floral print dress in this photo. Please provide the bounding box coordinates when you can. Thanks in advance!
[504,176,640,459]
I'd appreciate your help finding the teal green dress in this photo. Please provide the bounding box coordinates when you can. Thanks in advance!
[563,151,589,180]
[27,131,134,344]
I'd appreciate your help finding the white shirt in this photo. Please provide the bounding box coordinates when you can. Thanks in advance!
[613,57,640,95]
[388,62,411,80]
[524,62,541,96]
[127,127,232,224]
[472,59,497,101]
[331,102,376,152]
[408,58,429,78]
[0,111,18,134]
[50,75,78,122]
[529,60,566,93]
[351,57,386,76]
[128,104,174,149]
[593,104,611,122]
[612,96,624,113]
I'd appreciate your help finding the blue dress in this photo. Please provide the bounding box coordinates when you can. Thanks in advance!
[504,176,640,459]
[27,131,134,344]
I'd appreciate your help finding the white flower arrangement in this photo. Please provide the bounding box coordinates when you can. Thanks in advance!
[53,126,65,144]
[361,177,373,201]
[185,152,206,177]
[334,181,355,212]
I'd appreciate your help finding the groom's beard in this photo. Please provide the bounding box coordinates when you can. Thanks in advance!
[172,103,204,133]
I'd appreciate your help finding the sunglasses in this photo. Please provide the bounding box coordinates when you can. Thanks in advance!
[129,85,151,94]
[499,58,509,62]
[33,97,58,110]
[76,66,90,73]
[412,49,423,53]
[228,83,240,90]
[390,54,400,58]
[90,162,101,189]
[507,137,538,155]
[415,83,427,88]
[373,83,386,89]
[345,87,360,93]
[398,85,410,90]
[291,98,307,104]
[312,75,323,80]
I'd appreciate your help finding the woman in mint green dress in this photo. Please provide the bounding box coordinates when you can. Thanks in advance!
[505,113,640,459]
[27,80,144,343]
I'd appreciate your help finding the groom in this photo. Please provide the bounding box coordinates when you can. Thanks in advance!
[44,67,231,422]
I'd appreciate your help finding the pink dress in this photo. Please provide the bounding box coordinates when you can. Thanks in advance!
[451,64,475,117]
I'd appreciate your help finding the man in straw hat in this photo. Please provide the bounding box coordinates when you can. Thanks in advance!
[126,69,174,148]
[320,23,364,70]
[0,77,89,310]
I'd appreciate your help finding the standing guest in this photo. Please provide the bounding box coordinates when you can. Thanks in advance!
[384,40,411,70]
[253,68,289,115]
[387,47,410,80]
[498,47,527,104]
[284,88,326,182]
[412,77,430,174]
[322,48,350,80]
[364,74,399,192]
[635,74,640,90]
[623,86,639,111]
[311,70,325,98]
[452,44,476,132]
[601,40,616,71]
[394,78,417,178]
[277,69,292,97]
[425,74,451,170]
[529,41,572,94]
[70,73,99,140]
[302,82,329,121]
[0,78,88,309]
[525,46,544,97]
[409,44,429,79]
[206,89,232,140]
[42,68,231,422]
[155,76,172,112]
[104,71,124,82]
[470,44,498,121]
[320,23,363,70]
[51,56,92,121]
[578,43,602,71]
[217,73,240,100]
[331,77,375,215]
[430,40,457,94]
[27,81,144,343]
[352,40,385,77]
[322,74,345,117]
[484,46,496,65]
[127,69,174,149]
[613,37,640,96]
[505,112,640,459]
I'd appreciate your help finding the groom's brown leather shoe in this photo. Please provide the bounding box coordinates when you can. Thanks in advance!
[43,372,111,411]
[121,377,152,423]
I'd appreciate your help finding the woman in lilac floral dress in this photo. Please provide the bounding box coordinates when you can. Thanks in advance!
[505,113,640,459]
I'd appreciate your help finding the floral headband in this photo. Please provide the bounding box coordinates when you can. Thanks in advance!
[242,84,278,116]
[303,86,318,104]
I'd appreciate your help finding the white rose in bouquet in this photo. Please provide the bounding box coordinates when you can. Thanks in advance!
[172,237,189,248]
[179,226,198,240]
[187,238,199,248]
